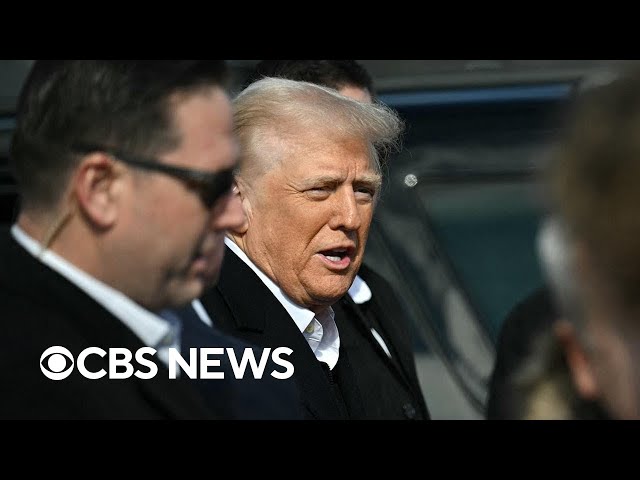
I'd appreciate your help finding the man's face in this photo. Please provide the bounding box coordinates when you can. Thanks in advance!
[242,135,380,312]
[120,87,244,309]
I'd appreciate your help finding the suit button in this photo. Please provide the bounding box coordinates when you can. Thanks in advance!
[403,403,417,419]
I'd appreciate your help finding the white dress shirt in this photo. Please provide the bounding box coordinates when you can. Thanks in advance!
[224,237,340,369]
[11,225,179,366]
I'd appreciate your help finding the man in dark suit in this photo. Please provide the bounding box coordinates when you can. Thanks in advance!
[232,60,428,419]
[0,60,296,419]
[198,75,429,419]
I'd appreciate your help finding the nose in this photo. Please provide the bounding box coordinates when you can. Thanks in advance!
[210,191,245,232]
[328,188,362,232]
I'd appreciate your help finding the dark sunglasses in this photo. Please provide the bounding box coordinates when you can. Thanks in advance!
[71,143,235,208]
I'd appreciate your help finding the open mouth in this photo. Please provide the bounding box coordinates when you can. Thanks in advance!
[321,249,348,262]
[317,246,355,269]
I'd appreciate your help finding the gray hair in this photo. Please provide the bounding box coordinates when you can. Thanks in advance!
[232,77,403,183]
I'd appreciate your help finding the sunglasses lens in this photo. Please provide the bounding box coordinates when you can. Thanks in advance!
[203,170,234,208]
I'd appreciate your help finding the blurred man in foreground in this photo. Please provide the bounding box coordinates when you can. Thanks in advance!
[0,60,247,418]
[539,68,640,419]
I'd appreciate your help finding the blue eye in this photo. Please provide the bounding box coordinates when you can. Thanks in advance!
[40,346,75,380]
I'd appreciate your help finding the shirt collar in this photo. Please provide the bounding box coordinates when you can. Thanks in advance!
[224,237,321,333]
[348,273,372,304]
[11,224,174,351]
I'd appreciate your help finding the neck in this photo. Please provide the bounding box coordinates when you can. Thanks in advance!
[310,304,333,316]
[226,232,244,251]
[17,210,106,282]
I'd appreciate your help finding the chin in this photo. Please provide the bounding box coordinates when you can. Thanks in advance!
[167,281,206,309]
[311,283,351,306]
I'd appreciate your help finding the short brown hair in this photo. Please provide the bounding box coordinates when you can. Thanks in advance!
[550,67,640,308]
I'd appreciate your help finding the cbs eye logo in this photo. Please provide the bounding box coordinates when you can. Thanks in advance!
[40,346,75,380]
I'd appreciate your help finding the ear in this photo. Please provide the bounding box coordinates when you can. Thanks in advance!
[554,319,600,400]
[229,179,251,235]
[72,153,122,229]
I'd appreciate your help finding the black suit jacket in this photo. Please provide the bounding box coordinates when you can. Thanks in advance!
[174,302,301,419]
[200,246,430,419]
[332,263,430,419]
[0,229,216,419]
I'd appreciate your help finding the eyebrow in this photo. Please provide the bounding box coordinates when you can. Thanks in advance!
[355,173,383,190]
[301,173,382,189]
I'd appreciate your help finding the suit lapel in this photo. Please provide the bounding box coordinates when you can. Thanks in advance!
[215,248,347,419]
[337,294,415,392]
[356,265,429,417]
[365,283,421,394]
